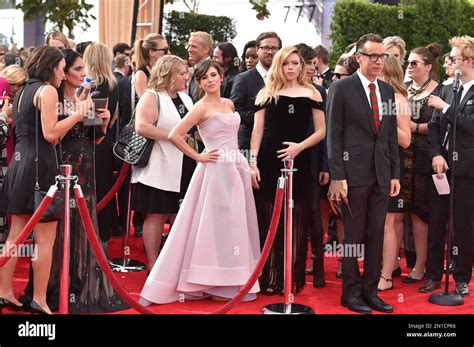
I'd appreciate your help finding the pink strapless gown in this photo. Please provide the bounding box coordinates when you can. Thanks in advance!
[140,112,260,304]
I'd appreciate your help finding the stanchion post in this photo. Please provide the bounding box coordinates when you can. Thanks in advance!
[59,164,72,314]
[262,158,315,315]
[109,177,146,272]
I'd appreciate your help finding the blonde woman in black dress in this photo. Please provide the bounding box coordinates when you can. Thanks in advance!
[250,46,326,295]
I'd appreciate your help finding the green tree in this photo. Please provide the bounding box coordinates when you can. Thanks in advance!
[329,0,474,68]
[164,10,236,59]
[17,0,96,38]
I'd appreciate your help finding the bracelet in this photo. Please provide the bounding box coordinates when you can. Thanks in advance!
[415,123,419,133]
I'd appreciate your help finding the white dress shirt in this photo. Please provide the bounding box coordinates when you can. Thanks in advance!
[442,79,474,114]
[356,70,384,121]
[256,62,268,83]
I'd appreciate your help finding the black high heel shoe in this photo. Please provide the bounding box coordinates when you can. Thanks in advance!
[29,300,51,315]
[0,297,24,312]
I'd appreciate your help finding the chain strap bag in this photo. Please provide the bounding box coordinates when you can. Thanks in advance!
[113,90,160,167]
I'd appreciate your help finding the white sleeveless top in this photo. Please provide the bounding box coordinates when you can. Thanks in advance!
[131,90,194,192]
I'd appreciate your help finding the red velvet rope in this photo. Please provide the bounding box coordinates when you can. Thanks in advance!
[212,184,284,314]
[74,182,285,315]
[74,184,156,314]
[0,186,57,268]
[96,163,130,212]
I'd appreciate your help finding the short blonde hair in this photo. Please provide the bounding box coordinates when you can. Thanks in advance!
[449,35,474,60]
[0,64,27,85]
[148,55,186,94]
[190,31,214,57]
[383,36,406,60]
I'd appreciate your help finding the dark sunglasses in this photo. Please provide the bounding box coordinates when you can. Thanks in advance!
[334,72,350,79]
[405,60,426,68]
[448,56,464,64]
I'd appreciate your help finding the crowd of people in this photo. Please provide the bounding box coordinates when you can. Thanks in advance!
[0,28,472,315]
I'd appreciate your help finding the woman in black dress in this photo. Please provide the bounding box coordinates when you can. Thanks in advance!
[0,46,91,314]
[402,44,441,283]
[22,49,128,313]
[83,42,120,249]
[250,46,326,295]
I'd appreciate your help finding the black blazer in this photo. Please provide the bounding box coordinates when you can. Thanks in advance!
[230,68,265,150]
[327,73,400,188]
[428,83,474,178]
[319,69,334,89]
[117,75,133,132]
[308,84,328,180]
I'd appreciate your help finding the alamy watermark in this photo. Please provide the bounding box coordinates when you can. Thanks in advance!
[0,241,38,261]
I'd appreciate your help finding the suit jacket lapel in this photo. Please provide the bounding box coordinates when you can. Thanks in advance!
[250,68,265,87]
[459,85,474,111]
[354,74,377,136]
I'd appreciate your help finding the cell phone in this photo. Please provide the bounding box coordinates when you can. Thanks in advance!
[84,98,108,126]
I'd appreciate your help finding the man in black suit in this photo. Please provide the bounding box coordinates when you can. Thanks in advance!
[327,33,400,314]
[230,32,281,150]
[420,35,474,296]
[314,45,335,89]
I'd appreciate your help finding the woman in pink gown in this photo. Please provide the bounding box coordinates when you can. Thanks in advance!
[139,60,260,304]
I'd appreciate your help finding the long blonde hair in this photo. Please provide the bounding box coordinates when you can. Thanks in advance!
[148,55,185,94]
[133,33,165,72]
[83,42,117,90]
[255,46,316,106]
[381,54,408,98]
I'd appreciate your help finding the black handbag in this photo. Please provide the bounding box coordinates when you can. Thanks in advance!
[33,86,61,223]
[113,90,160,167]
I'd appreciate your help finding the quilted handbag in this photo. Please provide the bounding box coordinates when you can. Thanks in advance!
[113,91,160,167]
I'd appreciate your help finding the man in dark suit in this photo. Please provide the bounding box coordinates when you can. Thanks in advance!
[327,33,400,314]
[314,45,335,89]
[420,35,474,296]
[230,32,281,150]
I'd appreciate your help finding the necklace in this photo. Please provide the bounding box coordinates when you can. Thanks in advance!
[408,78,431,100]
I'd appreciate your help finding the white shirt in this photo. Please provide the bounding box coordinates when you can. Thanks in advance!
[256,62,268,83]
[356,70,384,121]
[442,79,474,114]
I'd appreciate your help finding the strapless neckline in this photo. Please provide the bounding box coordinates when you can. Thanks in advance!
[198,112,238,126]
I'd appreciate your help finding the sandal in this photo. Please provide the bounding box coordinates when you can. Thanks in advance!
[377,275,394,292]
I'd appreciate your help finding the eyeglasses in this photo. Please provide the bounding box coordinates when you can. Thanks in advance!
[334,72,350,79]
[152,47,169,53]
[405,60,426,68]
[258,46,279,53]
[358,52,389,62]
[448,56,464,64]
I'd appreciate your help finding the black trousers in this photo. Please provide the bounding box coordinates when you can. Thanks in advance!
[307,178,324,279]
[341,183,389,299]
[117,172,143,234]
[426,176,474,284]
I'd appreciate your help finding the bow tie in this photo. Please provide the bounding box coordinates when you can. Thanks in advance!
[317,73,324,78]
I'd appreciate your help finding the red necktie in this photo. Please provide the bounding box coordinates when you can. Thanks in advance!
[368,83,381,133]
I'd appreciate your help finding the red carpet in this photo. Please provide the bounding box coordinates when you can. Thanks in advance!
[7,232,473,314]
